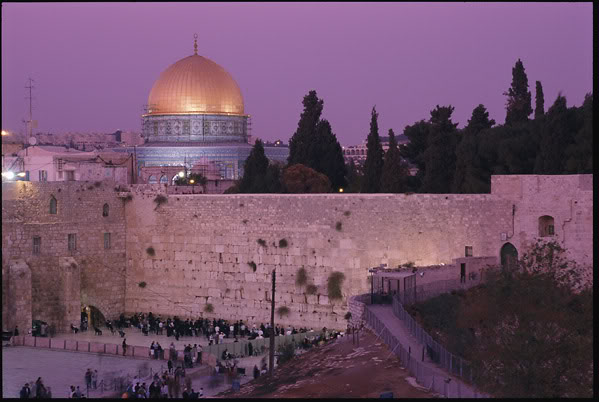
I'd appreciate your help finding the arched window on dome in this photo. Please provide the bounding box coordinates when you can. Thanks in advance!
[159,175,168,184]
[49,196,57,215]
[148,175,157,184]
[102,203,109,217]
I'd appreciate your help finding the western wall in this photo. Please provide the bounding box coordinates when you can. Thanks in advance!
[1,174,592,332]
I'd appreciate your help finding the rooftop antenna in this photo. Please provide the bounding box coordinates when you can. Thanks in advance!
[24,77,36,156]
[193,33,198,55]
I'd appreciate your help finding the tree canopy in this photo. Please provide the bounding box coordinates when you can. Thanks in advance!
[362,106,384,193]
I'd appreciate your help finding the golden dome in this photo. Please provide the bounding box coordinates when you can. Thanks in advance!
[146,54,244,116]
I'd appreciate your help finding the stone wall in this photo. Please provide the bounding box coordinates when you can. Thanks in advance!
[123,187,514,330]
[1,174,593,333]
[1,181,127,332]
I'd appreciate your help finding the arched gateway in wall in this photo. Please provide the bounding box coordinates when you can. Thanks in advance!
[500,242,518,271]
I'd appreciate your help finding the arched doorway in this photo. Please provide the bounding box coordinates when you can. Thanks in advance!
[81,305,106,329]
[500,243,518,271]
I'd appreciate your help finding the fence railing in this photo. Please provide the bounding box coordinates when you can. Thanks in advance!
[364,308,488,398]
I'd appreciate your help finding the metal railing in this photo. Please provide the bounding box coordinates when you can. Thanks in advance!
[364,308,488,398]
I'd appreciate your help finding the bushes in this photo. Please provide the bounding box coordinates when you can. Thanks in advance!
[248,261,257,272]
[335,221,342,231]
[146,247,155,257]
[327,271,345,300]
[154,195,168,209]
[276,306,290,318]
[306,284,318,295]
[257,239,267,247]
[276,342,296,365]
[278,238,288,248]
[138,281,147,288]
[295,267,308,286]
[204,303,214,313]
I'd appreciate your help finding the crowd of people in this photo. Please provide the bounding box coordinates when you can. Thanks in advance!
[19,378,52,399]
[122,366,204,399]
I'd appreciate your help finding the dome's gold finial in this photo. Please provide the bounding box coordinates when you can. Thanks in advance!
[193,33,198,55]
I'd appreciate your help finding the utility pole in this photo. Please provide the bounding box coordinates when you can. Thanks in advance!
[269,268,276,376]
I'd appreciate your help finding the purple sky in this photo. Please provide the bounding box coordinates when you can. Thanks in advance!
[1,3,592,146]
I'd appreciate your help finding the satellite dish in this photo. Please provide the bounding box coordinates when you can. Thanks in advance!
[28,137,37,146]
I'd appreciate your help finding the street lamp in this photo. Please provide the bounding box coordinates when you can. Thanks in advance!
[178,171,185,178]
[2,171,15,180]
[1,130,9,136]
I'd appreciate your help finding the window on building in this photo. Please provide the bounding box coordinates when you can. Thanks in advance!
[68,233,77,251]
[57,159,64,171]
[102,203,109,217]
[538,216,555,237]
[465,246,473,257]
[33,236,41,255]
[66,171,75,181]
[104,233,111,250]
[148,175,157,184]
[49,196,57,214]
[39,170,48,182]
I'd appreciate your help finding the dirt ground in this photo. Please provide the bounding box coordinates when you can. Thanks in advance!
[218,327,437,398]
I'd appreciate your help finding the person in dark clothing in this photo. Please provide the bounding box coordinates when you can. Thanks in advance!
[253,365,260,380]
[19,383,31,398]
[14,326,19,336]
[122,338,128,356]
[248,342,253,357]
[168,359,173,374]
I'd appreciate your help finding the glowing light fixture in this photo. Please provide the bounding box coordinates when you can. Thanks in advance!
[178,171,185,178]
[2,171,15,179]
[16,172,26,177]
[189,179,195,184]
[1,130,9,136]
[338,188,344,193]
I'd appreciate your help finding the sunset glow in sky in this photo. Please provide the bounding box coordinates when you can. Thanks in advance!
[1,2,592,145]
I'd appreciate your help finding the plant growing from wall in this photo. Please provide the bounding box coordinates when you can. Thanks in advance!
[327,271,346,300]
[138,281,147,288]
[344,311,352,320]
[154,194,168,210]
[248,261,257,272]
[277,306,290,318]
[146,247,155,257]
[335,221,343,231]
[204,303,214,313]
[257,239,267,247]
[295,267,308,286]
[344,210,351,216]
[279,238,288,248]
[306,284,318,295]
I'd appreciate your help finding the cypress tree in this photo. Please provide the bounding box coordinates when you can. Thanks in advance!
[535,81,545,119]
[504,59,533,125]
[420,105,459,193]
[288,91,323,166]
[362,106,384,193]
[239,139,270,193]
[380,129,409,193]
[534,94,575,174]
[452,104,495,193]
[400,120,430,191]
[288,91,346,189]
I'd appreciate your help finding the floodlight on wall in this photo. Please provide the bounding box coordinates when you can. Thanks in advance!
[16,172,26,177]
[178,171,185,178]
[2,171,15,180]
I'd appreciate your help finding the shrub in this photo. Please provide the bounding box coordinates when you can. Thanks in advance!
[257,239,267,247]
[248,261,257,272]
[204,303,214,313]
[277,306,290,318]
[138,281,147,288]
[154,195,168,209]
[276,342,296,365]
[327,271,346,300]
[335,221,342,231]
[146,247,155,257]
[344,311,352,320]
[295,267,308,286]
[279,238,288,248]
[242,219,248,224]
[343,210,351,216]
[306,284,318,295]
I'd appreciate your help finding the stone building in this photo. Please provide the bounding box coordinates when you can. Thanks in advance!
[1,174,592,334]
